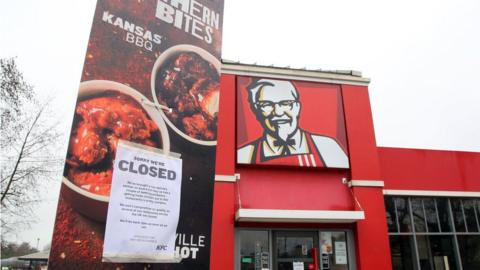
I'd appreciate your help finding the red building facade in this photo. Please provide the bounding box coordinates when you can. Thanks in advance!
[209,62,480,270]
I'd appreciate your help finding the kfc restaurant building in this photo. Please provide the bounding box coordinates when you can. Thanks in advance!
[209,61,480,270]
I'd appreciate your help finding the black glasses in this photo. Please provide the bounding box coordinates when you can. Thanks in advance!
[255,100,297,114]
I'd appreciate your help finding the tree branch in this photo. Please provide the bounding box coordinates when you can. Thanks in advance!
[1,106,44,203]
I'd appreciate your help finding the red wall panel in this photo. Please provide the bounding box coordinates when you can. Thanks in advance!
[210,74,236,270]
[352,187,393,270]
[342,85,392,270]
[210,182,235,270]
[215,74,236,175]
[379,147,480,191]
[236,167,353,211]
[341,85,381,180]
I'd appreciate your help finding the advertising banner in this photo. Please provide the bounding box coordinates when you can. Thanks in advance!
[49,0,224,269]
[236,77,349,169]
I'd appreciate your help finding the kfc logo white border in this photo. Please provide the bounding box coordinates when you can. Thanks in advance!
[237,78,349,168]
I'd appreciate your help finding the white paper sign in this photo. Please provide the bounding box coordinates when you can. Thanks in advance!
[293,262,304,270]
[103,140,182,263]
[334,241,347,265]
[261,251,269,270]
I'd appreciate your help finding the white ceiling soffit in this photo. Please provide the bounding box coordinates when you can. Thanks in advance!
[235,208,365,223]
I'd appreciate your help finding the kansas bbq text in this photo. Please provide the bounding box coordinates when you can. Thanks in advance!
[102,11,163,51]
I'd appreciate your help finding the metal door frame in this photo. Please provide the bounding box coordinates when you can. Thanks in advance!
[235,228,357,270]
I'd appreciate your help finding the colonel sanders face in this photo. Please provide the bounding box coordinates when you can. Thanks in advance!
[251,80,301,141]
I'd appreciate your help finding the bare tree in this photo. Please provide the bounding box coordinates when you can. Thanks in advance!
[0,58,63,238]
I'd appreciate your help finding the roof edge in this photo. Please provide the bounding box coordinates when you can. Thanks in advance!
[221,60,370,86]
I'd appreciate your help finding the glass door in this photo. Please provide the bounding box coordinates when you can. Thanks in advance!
[236,229,355,270]
[273,231,319,270]
[319,231,350,270]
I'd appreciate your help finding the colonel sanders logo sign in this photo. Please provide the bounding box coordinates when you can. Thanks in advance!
[237,78,349,168]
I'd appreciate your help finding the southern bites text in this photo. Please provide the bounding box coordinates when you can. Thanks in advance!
[156,0,220,44]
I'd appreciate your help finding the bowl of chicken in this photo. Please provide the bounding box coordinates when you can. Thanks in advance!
[62,80,170,222]
[151,45,220,146]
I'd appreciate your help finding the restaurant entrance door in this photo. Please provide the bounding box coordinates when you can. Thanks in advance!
[273,231,318,270]
[236,229,355,270]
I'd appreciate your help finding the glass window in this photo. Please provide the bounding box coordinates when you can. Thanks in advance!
[436,198,452,232]
[386,196,480,270]
[395,197,412,232]
[389,235,415,270]
[416,235,459,270]
[428,235,458,270]
[238,230,269,270]
[451,199,467,232]
[424,198,440,233]
[415,235,432,270]
[457,235,480,270]
[385,196,398,232]
[412,198,427,232]
[276,236,314,259]
[462,199,479,232]
[476,199,480,219]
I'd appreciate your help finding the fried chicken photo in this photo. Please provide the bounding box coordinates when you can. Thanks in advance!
[65,91,161,196]
[156,52,219,141]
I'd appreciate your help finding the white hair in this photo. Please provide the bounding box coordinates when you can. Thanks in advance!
[246,79,299,109]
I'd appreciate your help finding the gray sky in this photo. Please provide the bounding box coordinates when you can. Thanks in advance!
[1,0,479,249]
